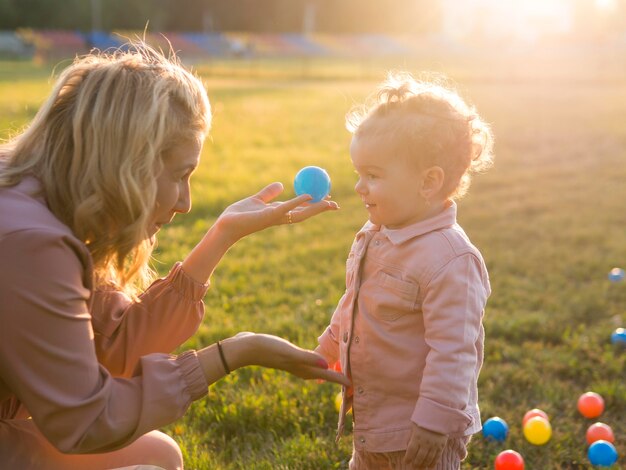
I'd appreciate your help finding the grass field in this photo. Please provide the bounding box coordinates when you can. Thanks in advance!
[1,50,626,469]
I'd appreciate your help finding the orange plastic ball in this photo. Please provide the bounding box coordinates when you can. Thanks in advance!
[586,422,615,445]
[494,450,525,470]
[522,408,549,426]
[577,392,605,419]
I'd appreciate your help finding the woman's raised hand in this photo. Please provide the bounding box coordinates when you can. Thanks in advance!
[215,182,339,244]
[181,182,339,286]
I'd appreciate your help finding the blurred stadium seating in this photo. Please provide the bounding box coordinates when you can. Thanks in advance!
[1,29,424,61]
[0,30,35,59]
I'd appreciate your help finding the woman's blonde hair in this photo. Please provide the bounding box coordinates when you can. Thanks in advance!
[346,72,493,200]
[0,42,211,295]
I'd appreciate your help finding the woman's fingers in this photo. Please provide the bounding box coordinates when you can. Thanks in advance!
[250,334,350,386]
[280,200,339,225]
[278,194,314,213]
[299,368,351,387]
[287,350,351,386]
[252,182,285,203]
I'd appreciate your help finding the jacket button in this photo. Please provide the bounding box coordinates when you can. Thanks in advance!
[357,386,364,394]
[359,436,366,444]
[343,332,349,343]
[354,336,360,343]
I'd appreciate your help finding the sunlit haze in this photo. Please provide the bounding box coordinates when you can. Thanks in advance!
[439,0,618,43]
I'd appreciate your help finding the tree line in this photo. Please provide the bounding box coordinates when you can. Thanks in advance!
[1,0,624,37]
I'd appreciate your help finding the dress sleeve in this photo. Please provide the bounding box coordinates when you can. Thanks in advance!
[91,262,209,377]
[0,229,208,453]
[411,253,490,435]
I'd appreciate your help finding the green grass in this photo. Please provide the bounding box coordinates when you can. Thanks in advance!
[2,52,626,469]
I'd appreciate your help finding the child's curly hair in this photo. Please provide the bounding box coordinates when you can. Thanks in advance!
[346,72,494,200]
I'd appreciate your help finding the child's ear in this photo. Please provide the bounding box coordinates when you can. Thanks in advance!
[419,166,445,200]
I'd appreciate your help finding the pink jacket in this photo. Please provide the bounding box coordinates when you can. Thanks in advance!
[317,202,491,453]
[0,176,209,453]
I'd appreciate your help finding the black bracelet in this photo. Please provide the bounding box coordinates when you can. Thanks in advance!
[216,340,231,375]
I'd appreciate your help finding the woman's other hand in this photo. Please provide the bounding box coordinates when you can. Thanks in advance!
[198,332,351,387]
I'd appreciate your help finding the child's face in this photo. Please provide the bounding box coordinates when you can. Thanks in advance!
[350,135,429,229]
[151,138,202,237]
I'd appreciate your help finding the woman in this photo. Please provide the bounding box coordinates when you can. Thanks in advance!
[0,43,349,469]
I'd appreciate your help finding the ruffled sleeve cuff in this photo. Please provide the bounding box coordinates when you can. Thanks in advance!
[175,350,209,401]
[412,396,473,436]
[165,262,210,302]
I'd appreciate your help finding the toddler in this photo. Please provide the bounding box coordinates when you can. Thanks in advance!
[317,72,494,469]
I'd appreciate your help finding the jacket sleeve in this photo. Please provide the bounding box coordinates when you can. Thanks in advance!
[0,229,207,454]
[91,262,209,377]
[316,292,346,365]
[317,239,361,365]
[411,253,489,435]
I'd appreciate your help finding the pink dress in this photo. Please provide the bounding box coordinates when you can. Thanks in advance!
[0,176,209,464]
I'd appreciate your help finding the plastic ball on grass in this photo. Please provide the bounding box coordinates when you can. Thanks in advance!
[608,267,624,282]
[494,449,524,470]
[588,440,618,467]
[522,408,549,426]
[586,423,615,445]
[334,392,342,413]
[333,391,351,415]
[578,392,605,419]
[293,166,331,203]
[523,416,552,445]
[611,328,626,347]
[482,417,509,442]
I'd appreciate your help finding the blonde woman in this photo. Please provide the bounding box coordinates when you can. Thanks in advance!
[0,43,349,470]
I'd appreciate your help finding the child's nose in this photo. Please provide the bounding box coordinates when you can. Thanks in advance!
[354,178,366,195]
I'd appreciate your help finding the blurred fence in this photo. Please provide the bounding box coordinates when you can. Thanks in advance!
[3,29,626,83]
[0,29,488,65]
[0,29,452,62]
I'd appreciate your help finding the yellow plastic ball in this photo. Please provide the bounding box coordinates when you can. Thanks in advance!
[523,416,552,445]
[334,392,342,412]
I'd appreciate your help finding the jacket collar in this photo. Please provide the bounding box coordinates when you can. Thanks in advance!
[356,200,457,245]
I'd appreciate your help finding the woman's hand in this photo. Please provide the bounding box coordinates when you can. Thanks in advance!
[215,182,339,245]
[206,332,351,387]
[182,182,338,286]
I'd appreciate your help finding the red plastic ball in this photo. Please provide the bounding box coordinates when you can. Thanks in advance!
[586,422,615,445]
[495,450,525,470]
[522,408,549,426]
[577,392,605,419]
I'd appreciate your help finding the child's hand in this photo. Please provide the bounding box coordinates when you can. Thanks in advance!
[216,182,339,243]
[403,423,448,469]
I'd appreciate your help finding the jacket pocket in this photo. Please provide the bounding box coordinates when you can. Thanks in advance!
[361,271,419,321]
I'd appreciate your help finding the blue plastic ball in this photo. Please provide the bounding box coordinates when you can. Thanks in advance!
[608,267,625,282]
[482,417,509,442]
[611,328,626,347]
[588,440,618,467]
[294,166,331,203]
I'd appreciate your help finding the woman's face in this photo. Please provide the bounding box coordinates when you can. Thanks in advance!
[150,138,202,237]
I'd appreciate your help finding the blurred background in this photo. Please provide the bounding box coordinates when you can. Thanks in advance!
[1,0,625,71]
